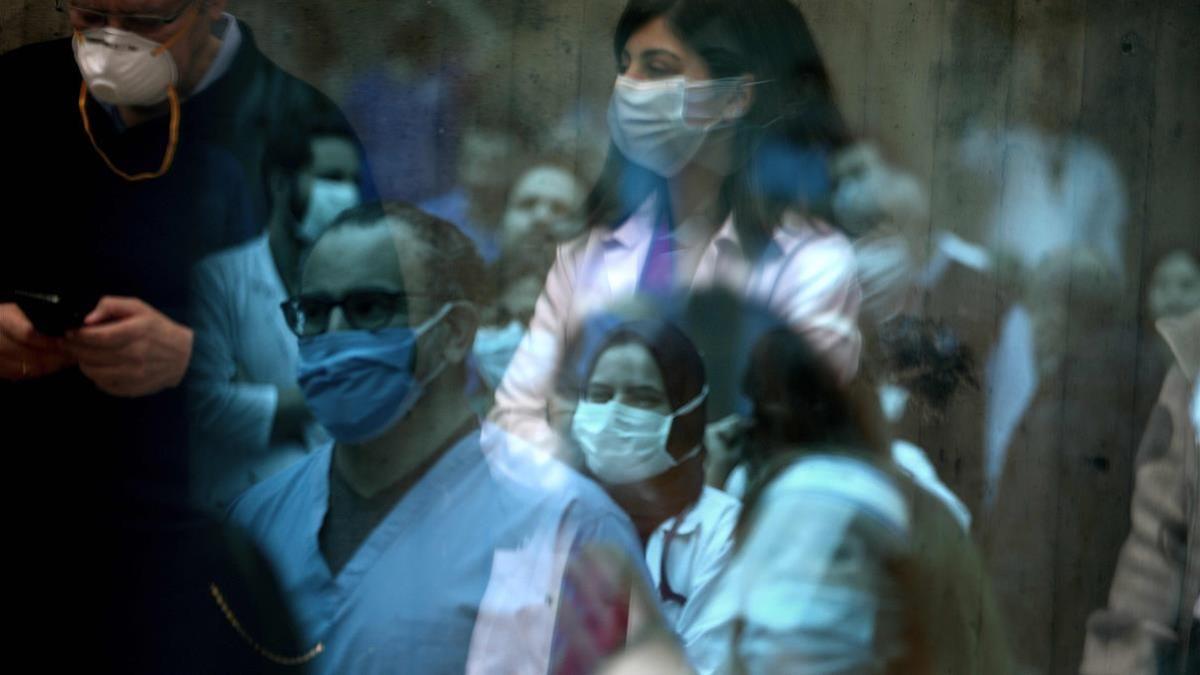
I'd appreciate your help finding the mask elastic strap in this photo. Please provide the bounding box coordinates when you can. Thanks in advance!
[393,302,463,419]
[673,443,703,465]
[77,80,181,181]
[413,302,459,336]
[694,78,772,130]
[672,384,709,417]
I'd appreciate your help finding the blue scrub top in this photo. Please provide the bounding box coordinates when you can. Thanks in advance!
[229,425,648,674]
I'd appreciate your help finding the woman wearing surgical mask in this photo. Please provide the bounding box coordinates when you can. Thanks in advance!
[715,325,1013,675]
[567,318,740,675]
[490,0,861,453]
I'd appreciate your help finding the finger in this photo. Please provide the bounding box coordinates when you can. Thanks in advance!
[65,315,145,350]
[0,347,72,381]
[0,303,59,350]
[83,296,144,326]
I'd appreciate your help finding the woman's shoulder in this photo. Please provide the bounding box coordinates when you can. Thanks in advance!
[773,210,855,254]
[766,453,908,533]
[698,486,742,520]
[685,486,742,540]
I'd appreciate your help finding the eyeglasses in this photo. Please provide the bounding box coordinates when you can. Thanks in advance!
[56,0,199,36]
[281,289,410,337]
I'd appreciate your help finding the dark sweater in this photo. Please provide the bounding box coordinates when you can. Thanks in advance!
[0,29,356,671]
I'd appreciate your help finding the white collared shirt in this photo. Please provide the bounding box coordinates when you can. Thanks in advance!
[714,454,910,674]
[645,486,741,675]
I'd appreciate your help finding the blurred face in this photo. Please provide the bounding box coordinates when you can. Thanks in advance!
[500,166,584,250]
[459,129,517,198]
[1149,251,1200,321]
[292,135,362,218]
[67,0,227,97]
[619,16,711,82]
[498,275,543,327]
[584,342,672,415]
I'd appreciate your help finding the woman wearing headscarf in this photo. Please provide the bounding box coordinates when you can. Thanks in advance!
[567,317,740,674]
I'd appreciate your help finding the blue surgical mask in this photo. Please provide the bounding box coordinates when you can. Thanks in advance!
[297,304,453,444]
[472,320,525,388]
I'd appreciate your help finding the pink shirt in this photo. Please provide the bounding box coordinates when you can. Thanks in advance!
[489,199,862,447]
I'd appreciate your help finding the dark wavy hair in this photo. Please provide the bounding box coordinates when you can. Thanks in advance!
[586,0,851,259]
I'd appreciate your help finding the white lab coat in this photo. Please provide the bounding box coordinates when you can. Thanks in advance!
[646,486,741,675]
[189,234,327,512]
[490,197,862,449]
[713,454,910,674]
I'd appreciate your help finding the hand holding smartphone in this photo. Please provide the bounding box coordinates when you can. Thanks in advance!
[3,289,99,337]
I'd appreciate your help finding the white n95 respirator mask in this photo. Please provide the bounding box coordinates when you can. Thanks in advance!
[607,75,751,177]
[572,386,707,484]
[72,27,180,107]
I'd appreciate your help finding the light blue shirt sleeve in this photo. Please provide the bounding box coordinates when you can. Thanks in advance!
[189,249,278,455]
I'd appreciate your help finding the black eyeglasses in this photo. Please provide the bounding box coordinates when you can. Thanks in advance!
[56,0,198,35]
[281,289,409,337]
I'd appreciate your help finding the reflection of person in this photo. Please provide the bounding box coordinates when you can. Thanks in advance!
[420,121,523,263]
[340,1,495,202]
[566,318,739,674]
[714,325,1012,674]
[471,163,586,396]
[499,162,586,260]
[1148,251,1200,324]
[188,110,365,513]
[490,0,861,449]
[472,257,543,394]
[1081,309,1199,675]
[229,202,649,674]
[960,126,1127,281]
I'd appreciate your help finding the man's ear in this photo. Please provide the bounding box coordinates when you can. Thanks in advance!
[440,302,480,364]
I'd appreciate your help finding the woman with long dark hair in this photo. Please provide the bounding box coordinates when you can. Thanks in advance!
[714,325,1013,674]
[489,0,861,448]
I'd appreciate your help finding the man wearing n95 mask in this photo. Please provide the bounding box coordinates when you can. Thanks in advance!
[0,0,369,669]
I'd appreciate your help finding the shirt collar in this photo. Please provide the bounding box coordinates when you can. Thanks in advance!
[661,488,713,536]
[190,13,241,97]
[602,195,743,254]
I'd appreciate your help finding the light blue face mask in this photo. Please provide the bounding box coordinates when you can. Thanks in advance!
[296,304,453,444]
[472,320,525,388]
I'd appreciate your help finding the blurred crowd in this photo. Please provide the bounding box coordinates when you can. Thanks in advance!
[1,0,1197,673]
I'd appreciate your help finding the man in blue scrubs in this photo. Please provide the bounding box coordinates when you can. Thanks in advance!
[229,202,651,674]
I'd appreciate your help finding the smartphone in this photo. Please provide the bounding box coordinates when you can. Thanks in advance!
[4,289,98,337]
